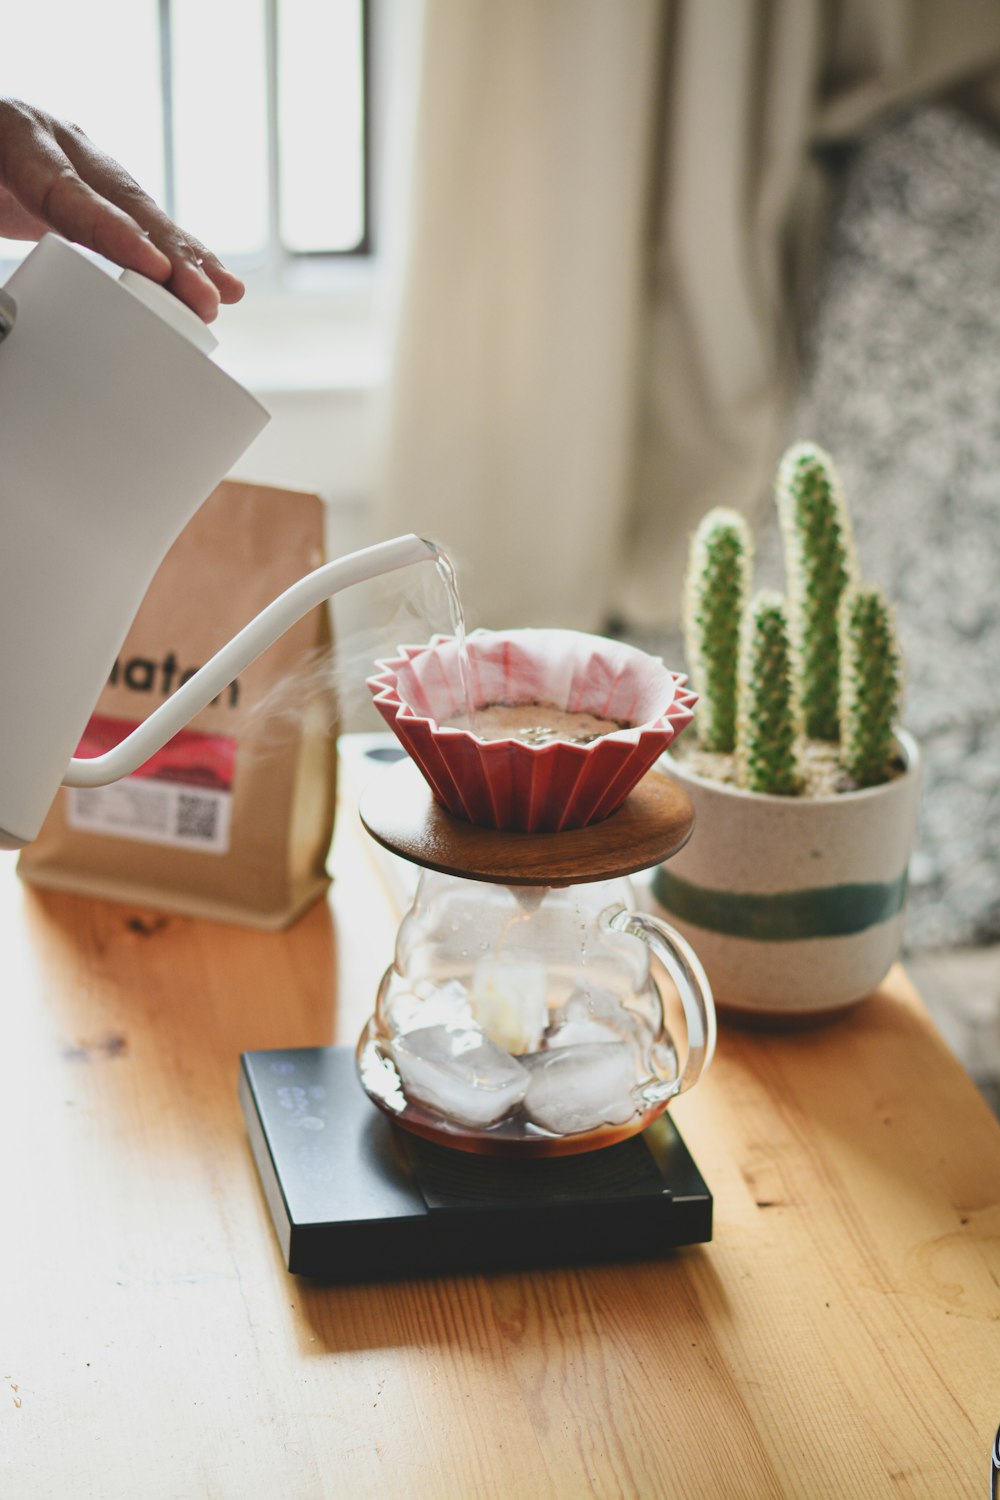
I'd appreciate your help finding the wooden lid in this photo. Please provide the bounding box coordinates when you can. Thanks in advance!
[359,756,694,887]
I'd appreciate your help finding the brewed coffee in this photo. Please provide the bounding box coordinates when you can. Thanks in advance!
[443,701,625,746]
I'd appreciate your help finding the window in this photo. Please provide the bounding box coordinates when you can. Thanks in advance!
[0,0,369,272]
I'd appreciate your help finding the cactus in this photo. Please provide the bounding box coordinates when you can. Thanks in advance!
[678,442,904,795]
[736,592,801,795]
[775,442,856,741]
[682,508,753,751]
[839,584,902,786]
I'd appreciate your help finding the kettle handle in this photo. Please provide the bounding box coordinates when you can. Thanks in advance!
[605,906,717,1100]
[62,533,437,788]
[0,288,16,343]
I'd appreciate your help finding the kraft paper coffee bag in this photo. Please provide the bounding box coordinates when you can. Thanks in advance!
[18,479,337,928]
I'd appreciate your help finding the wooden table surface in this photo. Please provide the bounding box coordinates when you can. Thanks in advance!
[1,745,998,1500]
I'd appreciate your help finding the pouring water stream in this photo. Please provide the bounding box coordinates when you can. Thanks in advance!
[430,544,478,729]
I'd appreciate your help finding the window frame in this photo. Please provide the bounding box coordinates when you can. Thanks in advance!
[158,0,372,279]
[0,0,392,399]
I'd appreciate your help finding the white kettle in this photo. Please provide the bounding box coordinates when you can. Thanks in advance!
[0,236,434,849]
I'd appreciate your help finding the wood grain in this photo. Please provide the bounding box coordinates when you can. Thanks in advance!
[0,741,997,1500]
[359,756,695,886]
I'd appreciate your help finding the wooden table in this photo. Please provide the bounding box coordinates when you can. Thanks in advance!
[2,743,998,1499]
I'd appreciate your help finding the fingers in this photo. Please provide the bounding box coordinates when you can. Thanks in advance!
[43,173,177,286]
[182,240,246,304]
[0,99,173,282]
[58,121,245,323]
[0,182,51,240]
[0,99,244,323]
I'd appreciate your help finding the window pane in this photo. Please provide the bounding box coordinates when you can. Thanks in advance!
[278,0,365,253]
[0,1,163,262]
[171,0,269,260]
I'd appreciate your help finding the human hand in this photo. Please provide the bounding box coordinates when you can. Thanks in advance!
[0,97,243,322]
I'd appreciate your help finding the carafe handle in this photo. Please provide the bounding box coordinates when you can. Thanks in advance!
[606,907,716,1100]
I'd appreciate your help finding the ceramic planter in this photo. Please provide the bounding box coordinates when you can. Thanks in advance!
[651,731,921,1021]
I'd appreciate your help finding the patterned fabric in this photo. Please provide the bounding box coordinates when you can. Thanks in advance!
[757,105,1000,951]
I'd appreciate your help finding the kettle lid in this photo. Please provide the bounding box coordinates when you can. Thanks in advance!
[118,268,218,355]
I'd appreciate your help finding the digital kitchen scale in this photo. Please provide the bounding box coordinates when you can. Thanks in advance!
[240,1045,712,1280]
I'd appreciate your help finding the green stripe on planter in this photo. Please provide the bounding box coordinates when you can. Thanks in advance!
[651,867,909,941]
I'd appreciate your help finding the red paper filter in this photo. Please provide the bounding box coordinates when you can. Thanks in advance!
[367,628,696,833]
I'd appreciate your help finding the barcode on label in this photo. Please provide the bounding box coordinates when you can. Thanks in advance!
[176,792,220,842]
[68,780,232,854]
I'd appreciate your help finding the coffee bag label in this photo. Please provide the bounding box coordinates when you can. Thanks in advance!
[18,479,336,929]
[66,714,236,854]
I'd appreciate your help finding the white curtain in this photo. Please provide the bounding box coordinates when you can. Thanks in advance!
[375,0,1000,631]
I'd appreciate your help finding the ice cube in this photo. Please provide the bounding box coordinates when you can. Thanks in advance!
[546,985,640,1048]
[521,1042,638,1135]
[547,1017,624,1048]
[472,957,548,1055]
[390,979,473,1036]
[389,1025,529,1128]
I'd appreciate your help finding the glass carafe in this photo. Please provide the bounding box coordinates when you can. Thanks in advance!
[357,868,715,1156]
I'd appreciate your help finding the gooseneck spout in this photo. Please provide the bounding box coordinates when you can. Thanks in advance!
[62,534,437,790]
